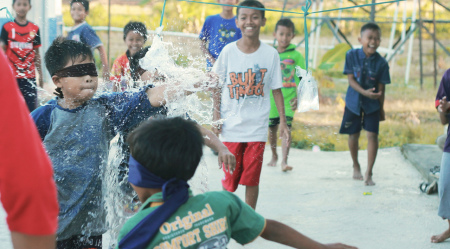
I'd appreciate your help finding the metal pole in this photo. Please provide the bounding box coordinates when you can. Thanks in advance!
[418,0,423,89]
[370,0,376,22]
[312,0,323,68]
[308,0,317,68]
[405,0,418,84]
[108,0,111,65]
[331,0,343,46]
[387,1,399,60]
[432,0,437,88]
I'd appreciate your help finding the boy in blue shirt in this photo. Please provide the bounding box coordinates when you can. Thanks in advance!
[199,0,242,70]
[67,0,109,80]
[339,23,390,186]
[32,37,235,249]
[116,117,357,249]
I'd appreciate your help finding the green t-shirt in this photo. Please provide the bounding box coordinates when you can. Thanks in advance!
[269,44,306,118]
[116,190,266,249]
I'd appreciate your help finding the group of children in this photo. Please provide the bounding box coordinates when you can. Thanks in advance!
[9,0,450,247]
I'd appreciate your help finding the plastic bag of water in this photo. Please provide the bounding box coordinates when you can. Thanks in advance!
[296,66,319,112]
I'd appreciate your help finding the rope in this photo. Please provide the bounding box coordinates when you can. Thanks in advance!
[0,7,14,22]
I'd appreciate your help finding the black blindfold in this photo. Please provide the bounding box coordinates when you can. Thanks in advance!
[52,63,98,78]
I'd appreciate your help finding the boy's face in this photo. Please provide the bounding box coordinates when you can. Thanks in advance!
[219,0,239,12]
[274,25,294,50]
[12,0,31,19]
[70,3,88,24]
[358,29,381,57]
[53,58,98,103]
[125,31,145,56]
[236,7,266,38]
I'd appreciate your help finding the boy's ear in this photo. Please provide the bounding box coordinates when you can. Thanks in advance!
[261,18,266,27]
[52,76,63,88]
[358,36,362,43]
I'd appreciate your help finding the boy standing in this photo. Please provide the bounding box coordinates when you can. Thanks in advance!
[67,0,109,80]
[32,38,234,248]
[339,23,390,186]
[212,0,290,209]
[116,117,357,249]
[267,18,305,172]
[199,0,241,70]
[110,21,148,92]
[0,0,44,111]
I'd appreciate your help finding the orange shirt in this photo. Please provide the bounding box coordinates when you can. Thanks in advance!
[110,52,131,91]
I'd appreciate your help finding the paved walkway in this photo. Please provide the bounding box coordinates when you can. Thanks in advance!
[0,147,449,249]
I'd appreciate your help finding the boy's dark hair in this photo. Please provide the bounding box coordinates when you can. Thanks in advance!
[13,0,31,5]
[129,46,150,81]
[45,37,94,98]
[275,18,295,33]
[127,117,204,181]
[361,22,381,35]
[237,0,265,19]
[70,0,89,12]
[123,21,148,42]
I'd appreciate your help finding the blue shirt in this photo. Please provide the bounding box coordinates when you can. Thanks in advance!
[343,48,390,115]
[67,22,102,49]
[31,87,165,240]
[199,14,242,68]
[435,69,450,153]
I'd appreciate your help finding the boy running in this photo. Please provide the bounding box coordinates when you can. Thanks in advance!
[212,0,290,209]
[340,23,390,186]
[267,18,306,171]
[116,117,357,249]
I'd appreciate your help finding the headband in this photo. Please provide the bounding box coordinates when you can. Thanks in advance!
[119,155,189,249]
[52,63,98,77]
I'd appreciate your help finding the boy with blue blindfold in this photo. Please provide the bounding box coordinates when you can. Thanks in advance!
[117,117,357,249]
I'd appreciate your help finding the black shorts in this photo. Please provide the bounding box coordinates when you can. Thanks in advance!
[17,78,37,112]
[269,116,293,127]
[57,235,102,249]
[339,107,380,134]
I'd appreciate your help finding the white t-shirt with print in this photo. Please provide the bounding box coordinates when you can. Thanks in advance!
[212,41,282,142]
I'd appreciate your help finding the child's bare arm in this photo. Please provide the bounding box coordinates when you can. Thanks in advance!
[212,86,222,136]
[348,74,381,100]
[200,39,215,65]
[97,45,109,80]
[378,83,386,121]
[197,124,236,172]
[261,219,358,249]
[34,48,44,88]
[272,89,291,144]
[438,96,450,125]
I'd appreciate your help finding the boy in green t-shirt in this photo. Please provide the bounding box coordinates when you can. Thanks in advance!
[268,18,306,172]
[116,117,356,249]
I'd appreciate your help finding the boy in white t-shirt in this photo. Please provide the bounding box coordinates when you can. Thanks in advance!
[212,0,290,209]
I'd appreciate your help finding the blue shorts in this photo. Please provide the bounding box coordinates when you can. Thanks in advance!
[339,107,380,135]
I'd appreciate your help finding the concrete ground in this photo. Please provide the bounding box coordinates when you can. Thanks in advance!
[1,146,449,249]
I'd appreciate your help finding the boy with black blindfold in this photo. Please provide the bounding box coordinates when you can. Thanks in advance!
[117,117,357,249]
[31,37,235,249]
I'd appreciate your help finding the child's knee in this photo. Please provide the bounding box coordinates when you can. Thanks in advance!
[366,132,378,140]
[349,133,360,140]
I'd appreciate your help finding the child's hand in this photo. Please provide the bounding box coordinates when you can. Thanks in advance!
[438,96,450,113]
[380,108,386,121]
[290,97,298,111]
[363,88,382,100]
[279,123,291,146]
[324,243,358,249]
[218,147,236,174]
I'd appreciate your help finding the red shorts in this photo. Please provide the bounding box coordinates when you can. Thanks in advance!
[222,142,266,192]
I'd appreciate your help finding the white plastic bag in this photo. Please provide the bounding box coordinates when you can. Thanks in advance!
[296,66,319,112]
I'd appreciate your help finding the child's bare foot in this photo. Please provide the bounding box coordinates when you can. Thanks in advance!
[364,173,376,186]
[267,154,278,167]
[431,229,450,243]
[281,162,293,172]
[353,165,363,180]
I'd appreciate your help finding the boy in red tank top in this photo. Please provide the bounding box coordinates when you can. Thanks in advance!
[0,0,44,112]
